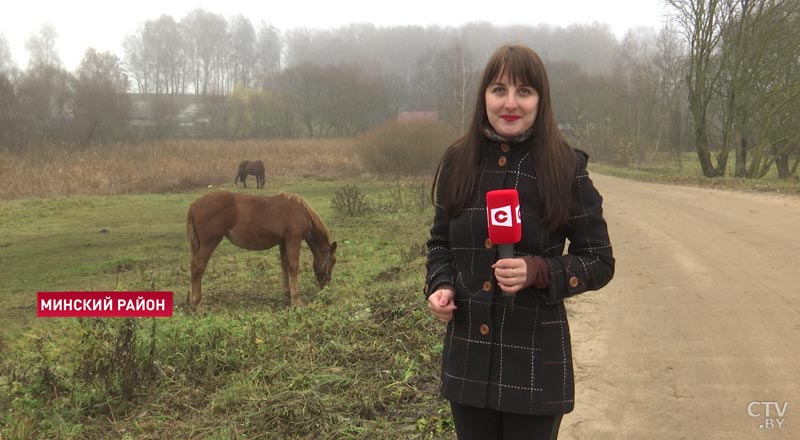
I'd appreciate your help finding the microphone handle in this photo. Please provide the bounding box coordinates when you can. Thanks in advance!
[497,244,516,311]
[498,243,514,259]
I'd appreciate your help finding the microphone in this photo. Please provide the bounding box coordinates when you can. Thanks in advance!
[486,189,522,306]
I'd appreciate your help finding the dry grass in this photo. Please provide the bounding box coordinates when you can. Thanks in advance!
[0,138,362,199]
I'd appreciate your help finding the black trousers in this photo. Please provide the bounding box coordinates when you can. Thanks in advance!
[450,401,562,440]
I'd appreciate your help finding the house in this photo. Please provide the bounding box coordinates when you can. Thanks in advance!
[128,94,224,136]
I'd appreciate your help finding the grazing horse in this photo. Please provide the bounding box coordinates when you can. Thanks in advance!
[234,160,266,189]
[186,191,337,308]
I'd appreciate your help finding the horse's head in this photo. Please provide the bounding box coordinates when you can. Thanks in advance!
[313,241,337,288]
[314,241,336,289]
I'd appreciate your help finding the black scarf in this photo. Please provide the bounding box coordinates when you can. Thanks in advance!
[482,125,534,145]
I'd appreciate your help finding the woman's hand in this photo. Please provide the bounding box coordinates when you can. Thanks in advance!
[493,256,550,293]
[427,286,457,323]
[493,258,528,294]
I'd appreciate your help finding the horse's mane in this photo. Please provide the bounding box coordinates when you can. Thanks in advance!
[279,193,331,244]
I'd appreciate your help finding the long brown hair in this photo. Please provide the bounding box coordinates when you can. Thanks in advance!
[432,44,576,231]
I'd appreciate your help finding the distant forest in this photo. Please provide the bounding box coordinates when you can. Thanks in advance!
[1,0,798,178]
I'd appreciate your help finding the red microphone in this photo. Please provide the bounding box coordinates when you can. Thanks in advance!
[486,189,522,308]
[486,189,522,259]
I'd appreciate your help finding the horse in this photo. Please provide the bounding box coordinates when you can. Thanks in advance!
[186,191,337,309]
[234,160,266,189]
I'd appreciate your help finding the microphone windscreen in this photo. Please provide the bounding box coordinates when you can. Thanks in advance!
[486,189,522,244]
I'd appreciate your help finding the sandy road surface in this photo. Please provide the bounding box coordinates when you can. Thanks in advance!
[561,174,799,439]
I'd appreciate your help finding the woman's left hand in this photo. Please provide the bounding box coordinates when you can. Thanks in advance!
[492,258,527,293]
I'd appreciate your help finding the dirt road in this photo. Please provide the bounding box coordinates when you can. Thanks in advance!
[561,174,799,439]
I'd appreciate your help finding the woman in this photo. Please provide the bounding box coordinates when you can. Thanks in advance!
[425,44,614,439]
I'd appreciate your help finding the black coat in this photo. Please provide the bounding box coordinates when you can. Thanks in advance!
[424,138,614,415]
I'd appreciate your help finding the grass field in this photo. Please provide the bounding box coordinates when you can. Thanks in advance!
[0,176,453,439]
[0,138,455,439]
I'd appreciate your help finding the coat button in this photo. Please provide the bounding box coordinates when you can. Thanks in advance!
[479,324,490,336]
[484,238,493,249]
[500,144,510,153]
[498,156,507,167]
[482,281,492,292]
[569,276,579,288]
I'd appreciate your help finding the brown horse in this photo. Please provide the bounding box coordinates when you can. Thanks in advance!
[186,191,337,308]
[234,160,266,189]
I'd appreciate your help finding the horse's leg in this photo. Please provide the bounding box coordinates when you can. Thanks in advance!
[190,237,222,310]
[284,237,303,306]
[279,241,290,300]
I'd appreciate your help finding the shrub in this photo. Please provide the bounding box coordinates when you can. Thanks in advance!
[355,121,457,176]
[74,318,157,402]
[372,180,431,214]
[331,184,370,216]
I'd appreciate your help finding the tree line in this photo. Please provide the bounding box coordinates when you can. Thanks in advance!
[0,1,798,178]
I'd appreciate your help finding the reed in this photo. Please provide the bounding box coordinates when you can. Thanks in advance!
[0,138,362,199]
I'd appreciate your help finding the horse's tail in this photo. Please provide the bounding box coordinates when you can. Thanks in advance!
[186,205,200,257]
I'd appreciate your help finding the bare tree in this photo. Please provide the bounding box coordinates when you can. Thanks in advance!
[148,15,184,95]
[181,9,227,95]
[0,72,19,148]
[123,26,150,93]
[15,64,74,145]
[123,17,183,95]
[25,23,61,68]
[228,16,257,89]
[652,24,689,164]
[438,38,476,132]
[73,48,130,143]
[719,0,800,178]
[278,62,324,136]
[254,22,281,88]
[411,47,444,111]
[668,0,732,176]
[0,33,15,72]
[318,63,390,135]
[615,29,661,162]
[670,0,800,178]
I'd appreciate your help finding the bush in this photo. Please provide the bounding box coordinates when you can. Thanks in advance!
[372,180,430,214]
[355,121,457,176]
[331,184,370,216]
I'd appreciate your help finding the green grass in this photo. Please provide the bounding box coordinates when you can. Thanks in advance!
[0,177,452,439]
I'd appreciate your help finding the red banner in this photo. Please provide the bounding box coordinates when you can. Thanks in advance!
[37,291,173,317]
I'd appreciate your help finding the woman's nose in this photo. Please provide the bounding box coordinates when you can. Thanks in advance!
[504,94,518,110]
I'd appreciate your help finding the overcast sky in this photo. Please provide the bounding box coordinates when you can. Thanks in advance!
[2,0,670,71]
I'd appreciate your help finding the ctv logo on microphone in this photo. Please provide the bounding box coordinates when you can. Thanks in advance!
[489,205,521,227]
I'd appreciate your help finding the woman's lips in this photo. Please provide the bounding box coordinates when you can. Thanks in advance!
[501,115,520,122]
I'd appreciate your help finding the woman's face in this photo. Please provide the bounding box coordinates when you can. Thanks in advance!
[485,74,539,138]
